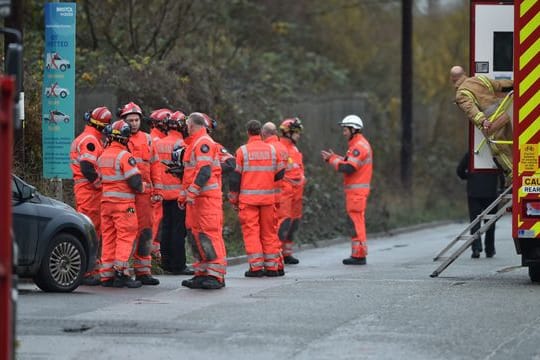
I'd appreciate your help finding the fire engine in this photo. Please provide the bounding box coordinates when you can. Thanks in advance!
[431,1,540,283]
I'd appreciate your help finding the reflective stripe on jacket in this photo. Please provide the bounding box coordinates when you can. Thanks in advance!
[98,142,140,202]
[235,135,281,205]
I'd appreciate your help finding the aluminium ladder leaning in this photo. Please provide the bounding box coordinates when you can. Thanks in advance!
[430,185,512,278]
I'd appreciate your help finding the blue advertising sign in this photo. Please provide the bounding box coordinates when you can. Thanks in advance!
[42,3,76,179]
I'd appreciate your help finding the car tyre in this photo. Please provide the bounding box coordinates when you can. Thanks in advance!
[60,90,68,98]
[33,233,87,292]
[59,64,67,72]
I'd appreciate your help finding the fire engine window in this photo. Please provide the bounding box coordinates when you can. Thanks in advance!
[493,32,513,72]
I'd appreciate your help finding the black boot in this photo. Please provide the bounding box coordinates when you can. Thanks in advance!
[181,276,207,289]
[82,275,101,286]
[284,255,299,265]
[471,250,481,259]
[136,274,160,285]
[265,269,285,277]
[244,269,265,277]
[199,276,225,290]
[113,271,142,288]
[342,257,367,265]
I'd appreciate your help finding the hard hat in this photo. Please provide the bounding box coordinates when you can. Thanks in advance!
[168,111,186,130]
[104,120,131,144]
[85,106,112,129]
[119,101,143,118]
[340,115,363,130]
[279,117,303,134]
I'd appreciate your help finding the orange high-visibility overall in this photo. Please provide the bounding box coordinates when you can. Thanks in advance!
[150,127,167,255]
[180,128,227,283]
[328,133,372,258]
[98,142,141,281]
[70,125,104,275]
[231,136,284,272]
[128,131,162,276]
[278,137,305,257]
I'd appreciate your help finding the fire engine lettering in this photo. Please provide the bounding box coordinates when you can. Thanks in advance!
[523,177,540,186]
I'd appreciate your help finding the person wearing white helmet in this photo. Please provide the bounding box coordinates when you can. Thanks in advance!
[321,115,373,265]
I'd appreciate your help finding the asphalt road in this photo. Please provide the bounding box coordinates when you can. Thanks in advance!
[15,214,540,360]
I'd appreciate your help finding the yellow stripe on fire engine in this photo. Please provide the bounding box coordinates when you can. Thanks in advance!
[521,0,536,17]
[520,37,540,70]
[530,222,540,237]
[519,91,540,127]
[520,63,540,95]
[520,11,540,43]
[519,114,540,144]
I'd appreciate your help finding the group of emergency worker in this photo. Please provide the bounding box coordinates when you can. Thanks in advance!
[71,103,372,290]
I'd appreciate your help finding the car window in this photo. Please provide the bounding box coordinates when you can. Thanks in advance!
[12,177,19,200]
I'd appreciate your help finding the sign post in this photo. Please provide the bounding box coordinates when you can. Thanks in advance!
[42,2,76,180]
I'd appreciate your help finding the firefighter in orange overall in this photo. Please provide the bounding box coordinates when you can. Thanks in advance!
[278,117,306,265]
[149,109,169,259]
[229,120,286,277]
[98,120,144,287]
[154,110,194,275]
[179,112,227,290]
[120,102,162,285]
[70,106,112,285]
[321,115,373,265]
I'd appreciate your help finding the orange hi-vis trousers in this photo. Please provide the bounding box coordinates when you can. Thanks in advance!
[75,183,101,276]
[346,194,368,258]
[185,197,227,282]
[277,181,303,257]
[133,192,153,275]
[238,203,283,272]
[100,201,138,281]
[151,200,163,255]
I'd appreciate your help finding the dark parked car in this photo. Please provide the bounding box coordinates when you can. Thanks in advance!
[11,174,98,292]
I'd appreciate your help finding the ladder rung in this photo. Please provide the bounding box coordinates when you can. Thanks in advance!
[482,214,497,220]
[458,235,476,241]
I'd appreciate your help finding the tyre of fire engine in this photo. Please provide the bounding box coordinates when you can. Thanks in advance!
[528,264,540,283]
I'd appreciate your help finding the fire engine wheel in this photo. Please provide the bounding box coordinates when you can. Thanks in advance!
[59,64,67,72]
[33,233,87,292]
[59,91,68,99]
[528,264,540,283]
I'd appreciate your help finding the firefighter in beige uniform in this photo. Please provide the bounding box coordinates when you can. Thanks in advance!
[450,65,513,180]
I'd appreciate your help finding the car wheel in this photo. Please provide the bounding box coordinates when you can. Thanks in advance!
[59,64,67,72]
[33,233,87,292]
[60,91,68,98]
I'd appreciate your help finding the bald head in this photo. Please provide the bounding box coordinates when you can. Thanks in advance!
[261,122,277,139]
[450,65,466,87]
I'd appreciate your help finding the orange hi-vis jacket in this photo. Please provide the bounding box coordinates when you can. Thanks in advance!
[128,130,162,196]
[232,135,282,206]
[155,130,184,200]
[70,125,103,188]
[280,137,305,187]
[98,142,142,202]
[181,127,222,200]
[150,127,167,142]
[328,133,372,195]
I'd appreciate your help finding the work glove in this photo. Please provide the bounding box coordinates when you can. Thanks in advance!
[228,192,239,211]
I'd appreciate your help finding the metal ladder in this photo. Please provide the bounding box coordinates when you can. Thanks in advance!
[430,186,512,278]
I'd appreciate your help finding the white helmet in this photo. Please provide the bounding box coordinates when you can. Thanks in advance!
[340,115,363,130]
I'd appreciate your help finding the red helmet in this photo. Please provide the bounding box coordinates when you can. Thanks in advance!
[119,101,143,118]
[85,106,112,129]
[202,113,218,132]
[150,108,171,123]
[168,111,186,130]
[280,117,303,134]
[104,120,131,144]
